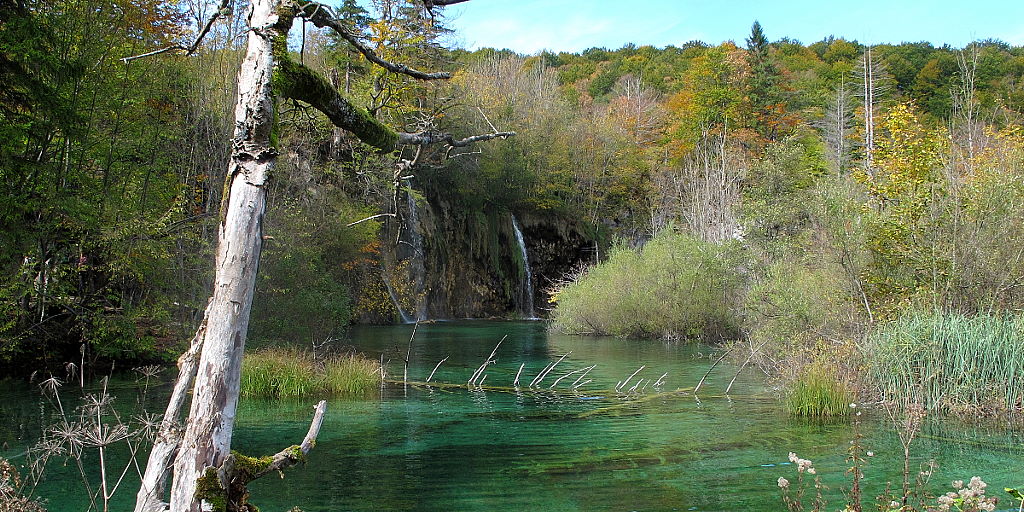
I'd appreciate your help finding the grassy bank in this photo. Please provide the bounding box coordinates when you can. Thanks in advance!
[241,348,380,398]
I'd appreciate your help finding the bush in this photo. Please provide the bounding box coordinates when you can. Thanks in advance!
[241,348,380,399]
[742,258,866,384]
[549,229,743,339]
[1,458,46,512]
[865,312,1024,413]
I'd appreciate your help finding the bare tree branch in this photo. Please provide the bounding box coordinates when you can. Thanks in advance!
[346,213,396,227]
[202,400,327,511]
[293,1,452,80]
[250,399,327,479]
[121,0,231,63]
[425,0,473,7]
[397,130,516,147]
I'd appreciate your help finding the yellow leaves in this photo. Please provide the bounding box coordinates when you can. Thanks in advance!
[969,124,1024,182]
[859,103,946,213]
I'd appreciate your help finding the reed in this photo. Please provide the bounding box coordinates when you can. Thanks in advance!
[785,363,854,417]
[322,354,381,396]
[865,312,1024,413]
[241,348,380,398]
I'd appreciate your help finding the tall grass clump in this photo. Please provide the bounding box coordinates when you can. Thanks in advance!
[549,229,743,339]
[785,363,854,417]
[241,348,380,398]
[323,354,381,395]
[866,312,1024,413]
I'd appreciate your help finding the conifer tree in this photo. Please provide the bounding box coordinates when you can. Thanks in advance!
[745,20,784,140]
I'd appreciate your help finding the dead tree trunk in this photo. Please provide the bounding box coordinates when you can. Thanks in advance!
[130,1,512,510]
[167,0,279,509]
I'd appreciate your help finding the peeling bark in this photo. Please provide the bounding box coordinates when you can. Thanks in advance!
[167,0,280,509]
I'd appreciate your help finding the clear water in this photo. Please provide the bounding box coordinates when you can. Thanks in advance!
[3,321,1023,511]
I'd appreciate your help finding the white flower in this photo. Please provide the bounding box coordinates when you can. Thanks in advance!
[778,476,789,488]
[807,467,816,475]
[952,480,963,489]
[968,476,987,492]
[866,451,875,457]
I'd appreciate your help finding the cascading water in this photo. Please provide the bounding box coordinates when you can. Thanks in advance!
[405,184,428,321]
[511,214,537,319]
[381,272,413,324]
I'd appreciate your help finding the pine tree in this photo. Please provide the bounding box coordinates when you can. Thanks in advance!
[745,20,784,141]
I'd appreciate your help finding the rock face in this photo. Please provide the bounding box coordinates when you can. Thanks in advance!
[381,180,595,321]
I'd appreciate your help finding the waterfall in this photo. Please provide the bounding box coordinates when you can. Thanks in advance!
[511,214,537,319]
[382,273,413,324]
[405,185,427,321]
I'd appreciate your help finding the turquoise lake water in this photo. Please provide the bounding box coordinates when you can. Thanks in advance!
[2,320,1022,511]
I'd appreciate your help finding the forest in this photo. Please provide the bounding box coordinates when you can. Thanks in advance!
[2,0,1024,511]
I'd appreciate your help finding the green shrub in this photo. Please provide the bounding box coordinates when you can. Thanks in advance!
[549,229,743,339]
[241,348,380,399]
[744,259,861,357]
[251,197,378,344]
[865,312,1024,413]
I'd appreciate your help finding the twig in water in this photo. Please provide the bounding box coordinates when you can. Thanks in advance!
[403,321,419,384]
[571,365,597,388]
[468,336,506,386]
[426,356,448,383]
[616,365,646,393]
[532,352,570,388]
[573,379,593,390]
[549,367,589,390]
[726,359,750,395]
[653,372,668,388]
[694,347,733,394]
[726,340,767,394]
[529,361,554,387]
[513,363,525,387]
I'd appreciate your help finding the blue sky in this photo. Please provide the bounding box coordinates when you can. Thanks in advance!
[429,0,1024,53]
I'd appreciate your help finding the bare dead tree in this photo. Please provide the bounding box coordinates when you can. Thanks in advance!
[655,122,743,242]
[129,1,514,511]
[951,43,982,169]
[854,46,888,171]
[822,77,853,175]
